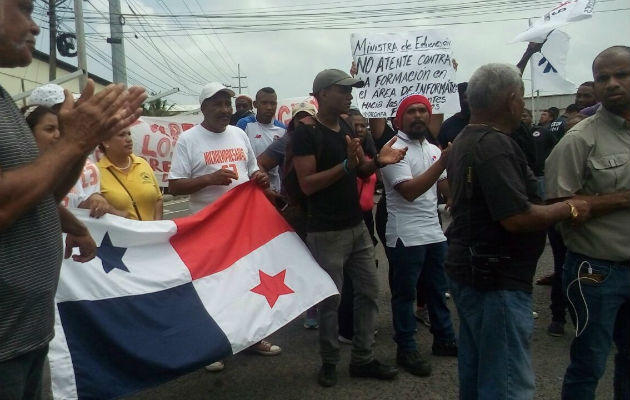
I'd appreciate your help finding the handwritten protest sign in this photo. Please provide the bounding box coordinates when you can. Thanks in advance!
[350,30,459,118]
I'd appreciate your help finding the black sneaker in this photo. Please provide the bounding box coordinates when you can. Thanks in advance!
[318,363,337,387]
[349,359,398,380]
[432,340,458,357]
[547,321,565,337]
[396,350,432,377]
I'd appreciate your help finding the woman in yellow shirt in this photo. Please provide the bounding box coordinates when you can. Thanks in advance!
[97,129,163,220]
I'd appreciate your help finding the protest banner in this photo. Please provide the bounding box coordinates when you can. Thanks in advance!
[350,29,459,118]
[128,114,202,187]
[511,0,597,43]
[275,96,318,126]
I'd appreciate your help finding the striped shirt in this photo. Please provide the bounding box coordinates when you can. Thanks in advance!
[0,86,62,361]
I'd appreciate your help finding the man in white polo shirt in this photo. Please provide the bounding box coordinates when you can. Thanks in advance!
[168,82,280,371]
[380,94,457,378]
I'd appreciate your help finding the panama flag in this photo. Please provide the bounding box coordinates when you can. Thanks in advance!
[49,182,337,400]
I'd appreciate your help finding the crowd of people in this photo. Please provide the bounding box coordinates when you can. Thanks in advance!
[1,1,629,399]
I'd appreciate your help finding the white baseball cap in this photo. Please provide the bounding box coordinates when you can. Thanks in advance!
[29,84,66,107]
[199,82,235,105]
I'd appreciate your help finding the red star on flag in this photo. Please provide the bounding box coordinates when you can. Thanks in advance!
[250,269,295,308]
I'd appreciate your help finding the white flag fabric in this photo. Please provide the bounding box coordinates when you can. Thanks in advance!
[512,0,597,43]
[49,182,338,400]
[532,30,575,93]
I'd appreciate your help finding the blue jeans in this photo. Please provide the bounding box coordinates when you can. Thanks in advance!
[561,251,630,400]
[451,281,535,400]
[389,240,455,351]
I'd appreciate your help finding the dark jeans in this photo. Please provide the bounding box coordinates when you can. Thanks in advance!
[561,251,630,400]
[376,196,424,307]
[0,345,48,400]
[388,240,455,351]
[548,225,567,323]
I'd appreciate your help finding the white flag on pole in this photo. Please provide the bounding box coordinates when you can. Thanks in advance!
[512,0,597,43]
[531,30,575,93]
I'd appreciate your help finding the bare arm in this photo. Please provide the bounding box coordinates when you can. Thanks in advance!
[0,81,146,231]
[257,153,279,173]
[500,200,590,233]
[516,42,544,75]
[293,154,347,196]
[154,198,163,220]
[169,169,238,195]
[58,205,96,263]
[549,191,630,218]
[395,158,447,202]
[54,156,88,201]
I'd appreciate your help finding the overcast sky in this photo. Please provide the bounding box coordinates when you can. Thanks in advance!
[32,0,630,106]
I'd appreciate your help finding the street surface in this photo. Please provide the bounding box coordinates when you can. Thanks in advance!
[120,197,615,400]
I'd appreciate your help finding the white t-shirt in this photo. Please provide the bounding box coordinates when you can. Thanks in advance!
[169,124,259,213]
[380,131,446,247]
[237,116,286,191]
[61,158,101,208]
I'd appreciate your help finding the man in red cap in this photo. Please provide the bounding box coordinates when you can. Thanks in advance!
[380,94,457,378]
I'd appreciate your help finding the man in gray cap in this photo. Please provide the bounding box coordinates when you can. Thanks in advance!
[292,69,406,387]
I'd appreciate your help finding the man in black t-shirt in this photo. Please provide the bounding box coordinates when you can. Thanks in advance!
[438,82,470,148]
[445,63,591,399]
[292,69,406,387]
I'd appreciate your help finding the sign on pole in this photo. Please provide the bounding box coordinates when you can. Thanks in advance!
[350,29,459,118]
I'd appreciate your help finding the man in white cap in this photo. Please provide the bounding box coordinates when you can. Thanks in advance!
[168,82,279,371]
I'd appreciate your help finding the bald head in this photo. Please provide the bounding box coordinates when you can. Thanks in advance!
[592,46,630,118]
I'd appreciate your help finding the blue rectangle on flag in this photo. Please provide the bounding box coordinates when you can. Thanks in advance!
[58,282,232,399]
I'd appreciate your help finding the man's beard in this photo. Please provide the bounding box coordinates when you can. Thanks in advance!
[407,121,429,140]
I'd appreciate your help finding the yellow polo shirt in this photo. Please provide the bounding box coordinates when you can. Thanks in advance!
[98,154,163,221]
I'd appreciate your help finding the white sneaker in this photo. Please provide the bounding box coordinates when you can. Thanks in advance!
[337,335,353,344]
[204,360,225,372]
[532,311,539,319]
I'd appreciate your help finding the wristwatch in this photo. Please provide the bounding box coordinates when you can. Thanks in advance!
[565,200,579,219]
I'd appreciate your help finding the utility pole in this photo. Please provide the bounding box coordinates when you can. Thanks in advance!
[108,0,128,85]
[528,18,536,122]
[48,0,57,81]
[232,64,247,94]
[74,0,88,90]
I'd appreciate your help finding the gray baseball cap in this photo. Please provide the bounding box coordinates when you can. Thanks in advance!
[311,69,365,95]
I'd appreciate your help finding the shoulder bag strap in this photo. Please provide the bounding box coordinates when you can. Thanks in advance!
[106,167,143,221]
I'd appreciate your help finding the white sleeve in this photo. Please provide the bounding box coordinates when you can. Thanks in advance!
[169,136,192,179]
[381,153,413,188]
[431,145,447,181]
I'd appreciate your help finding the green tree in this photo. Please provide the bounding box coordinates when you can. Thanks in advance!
[142,98,176,117]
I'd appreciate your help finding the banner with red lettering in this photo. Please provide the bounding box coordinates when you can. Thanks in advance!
[275,96,318,127]
[129,114,202,187]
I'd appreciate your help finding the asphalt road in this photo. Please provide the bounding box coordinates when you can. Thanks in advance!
[121,198,615,400]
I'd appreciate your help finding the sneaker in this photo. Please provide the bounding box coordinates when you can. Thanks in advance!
[250,340,282,356]
[204,360,225,372]
[532,311,539,319]
[304,318,318,329]
[349,359,398,380]
[445,291,451,300]
[414,307,431,328]
[304,307,318,329]
[547,321,565,337]
[396,350,432,377]
[535,273,554,286]
[432,341,458,357]
[318,363,337,387]
[338,335,353,345]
